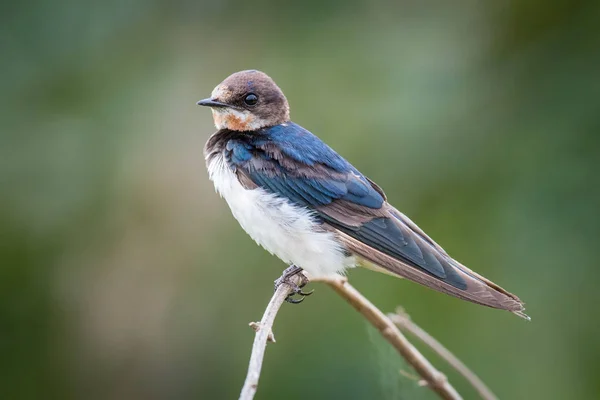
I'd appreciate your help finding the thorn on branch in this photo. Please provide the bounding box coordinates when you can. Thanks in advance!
[249,321,276,343]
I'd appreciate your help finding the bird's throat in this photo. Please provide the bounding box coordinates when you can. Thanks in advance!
[213,109,261,131]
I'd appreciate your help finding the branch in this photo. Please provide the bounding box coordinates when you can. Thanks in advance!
[239,273,306,400]
[389,308,497,400]
[314,275,462,400]
[239,274,473,400]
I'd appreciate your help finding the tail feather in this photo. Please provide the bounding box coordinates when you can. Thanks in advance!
[335,230,527,316]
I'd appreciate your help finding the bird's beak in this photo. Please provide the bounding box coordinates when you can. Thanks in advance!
[196,98,231,108]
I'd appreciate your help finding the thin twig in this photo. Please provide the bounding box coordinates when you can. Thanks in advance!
[313,275,462,400]
[238,274,472,400]
[239,273,305,400]
[389,309,498,400]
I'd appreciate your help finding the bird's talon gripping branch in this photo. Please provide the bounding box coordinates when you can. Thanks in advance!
[274,265,313,304]
[297,280,314,296]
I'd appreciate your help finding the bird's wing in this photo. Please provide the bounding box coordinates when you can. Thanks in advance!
[226,125,525,314]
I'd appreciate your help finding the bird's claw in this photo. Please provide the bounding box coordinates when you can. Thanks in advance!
[285,282,314,303]
[285,295,305,304]
[297,288,315,297]
[274,265,314,304]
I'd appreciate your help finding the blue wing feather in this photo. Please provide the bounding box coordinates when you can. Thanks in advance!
[233,123,384,209]
[264,124,351,172]
[223,123,466,289]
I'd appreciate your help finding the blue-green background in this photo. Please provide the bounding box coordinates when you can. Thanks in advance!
[2,1,599,399]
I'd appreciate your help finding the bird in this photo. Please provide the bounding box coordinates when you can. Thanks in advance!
[198,70,528,319]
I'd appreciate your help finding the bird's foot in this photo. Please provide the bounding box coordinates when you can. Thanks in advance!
[274,265,314,304]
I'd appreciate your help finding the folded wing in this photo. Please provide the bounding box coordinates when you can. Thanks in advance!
[225,124,525,315]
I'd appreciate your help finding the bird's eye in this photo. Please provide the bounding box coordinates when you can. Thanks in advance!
[244,93,258,106]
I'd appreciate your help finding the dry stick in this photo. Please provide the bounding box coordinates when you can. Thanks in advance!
[239,274,304,400]
[389,309,498,400]
[239,274,463,400]
[314,275,462,400]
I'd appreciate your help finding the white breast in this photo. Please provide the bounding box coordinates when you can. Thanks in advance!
[207,153,354,278]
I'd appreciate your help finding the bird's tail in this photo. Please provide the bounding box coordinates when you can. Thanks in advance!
[336,229,529,319]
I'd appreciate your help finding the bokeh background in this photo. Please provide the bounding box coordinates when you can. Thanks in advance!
[2,1,599,399]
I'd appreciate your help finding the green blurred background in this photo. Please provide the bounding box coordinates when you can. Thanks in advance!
[2,1,599,399]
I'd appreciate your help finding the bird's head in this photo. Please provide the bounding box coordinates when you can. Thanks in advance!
[197,70,290,131]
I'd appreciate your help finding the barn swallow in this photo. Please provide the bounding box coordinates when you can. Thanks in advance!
[198,70,528,319]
